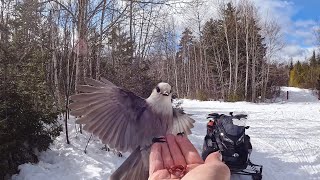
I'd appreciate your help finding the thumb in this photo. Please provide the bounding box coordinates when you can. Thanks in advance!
[205,151,222,163]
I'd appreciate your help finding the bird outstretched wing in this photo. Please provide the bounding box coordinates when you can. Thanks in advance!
[171,108,195,135]
[69,78,149,152]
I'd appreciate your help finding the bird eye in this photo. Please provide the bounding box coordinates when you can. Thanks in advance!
[156,87,160,93]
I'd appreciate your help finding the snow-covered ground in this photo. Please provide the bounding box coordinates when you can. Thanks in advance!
[12,87,320,180]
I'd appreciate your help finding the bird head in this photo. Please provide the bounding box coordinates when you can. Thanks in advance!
[156,82,172,96]
[147,82,173,114]
[148,82,172,100]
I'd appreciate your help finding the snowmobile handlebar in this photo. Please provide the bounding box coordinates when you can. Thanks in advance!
[230,112,248,119]
[207,113,222,119]
[232,114,248,120]
[207,112,248,120]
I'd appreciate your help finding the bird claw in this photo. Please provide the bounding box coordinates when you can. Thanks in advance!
[177,132,185,136]
[117,152,123,157]
[152,136,166,143]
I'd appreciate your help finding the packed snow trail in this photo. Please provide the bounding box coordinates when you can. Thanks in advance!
[280,87,319,103]
[12,87,320,180]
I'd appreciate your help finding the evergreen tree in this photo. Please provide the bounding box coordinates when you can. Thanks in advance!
[201,2,266,101]
[310,50,317,66]
[0,82,61,178]
[288,57,320,89]
[289,60,294,70]
[0,0,61,177]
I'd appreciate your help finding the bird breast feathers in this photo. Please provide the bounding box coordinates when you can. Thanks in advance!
[146,97,173,116]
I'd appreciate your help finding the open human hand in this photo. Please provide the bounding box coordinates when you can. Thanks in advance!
[149,134,230,180]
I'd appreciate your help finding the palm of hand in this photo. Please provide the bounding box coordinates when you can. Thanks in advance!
[149,135,204,180]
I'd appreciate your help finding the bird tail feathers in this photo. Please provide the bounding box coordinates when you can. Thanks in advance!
[110,146,149,180]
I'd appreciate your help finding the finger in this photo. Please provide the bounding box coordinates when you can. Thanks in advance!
[205,151,222,164]
[149,143,163,176]
[166,134,187,166]
[149,170,171,180]
[161,141,174,168]
[175,135,204,164]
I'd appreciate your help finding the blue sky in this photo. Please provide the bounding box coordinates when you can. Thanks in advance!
[254,0,319,62]
[176,0,319,62]
[288,0,319,47]
[291,0,320,20]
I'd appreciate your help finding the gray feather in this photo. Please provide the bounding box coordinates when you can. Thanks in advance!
[172,108,195,135]
[76,85,105,93]
[100,77,116,86]
[75,104,113,124]
[68,98,102,110]
[70,92,107,102]
[110,147,149,180]
[70,101,109,117]
[84,77,108,87]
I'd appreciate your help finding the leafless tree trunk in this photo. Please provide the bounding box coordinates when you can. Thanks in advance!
[75,0,88,134]
[193,45,198,96]
[52,27,61,108]
[188,45,192,97]
[262,19,283,100]
[129,0,134,61]
[203,48,210,93]
[244,6,250,100]
[173,52,179,97]
[96,0,107,79]
[251,33,256,102]
[223,16,232,97]
[233,5,239,98]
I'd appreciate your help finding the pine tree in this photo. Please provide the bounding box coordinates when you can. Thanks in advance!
[310,50,317,66]
[289,60,294,70]
[0,0,61,177]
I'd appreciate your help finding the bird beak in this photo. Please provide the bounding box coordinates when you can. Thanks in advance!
[162,91,169,96]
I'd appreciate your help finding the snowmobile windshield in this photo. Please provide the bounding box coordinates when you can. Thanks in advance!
[219,116,246,136]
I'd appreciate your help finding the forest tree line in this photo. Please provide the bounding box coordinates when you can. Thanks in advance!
[289,51,320,96]
[1,0,288,106]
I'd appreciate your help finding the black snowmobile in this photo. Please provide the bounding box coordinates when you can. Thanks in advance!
[201,112,263,180]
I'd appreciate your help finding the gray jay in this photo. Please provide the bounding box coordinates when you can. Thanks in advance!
[69,78,195,180]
